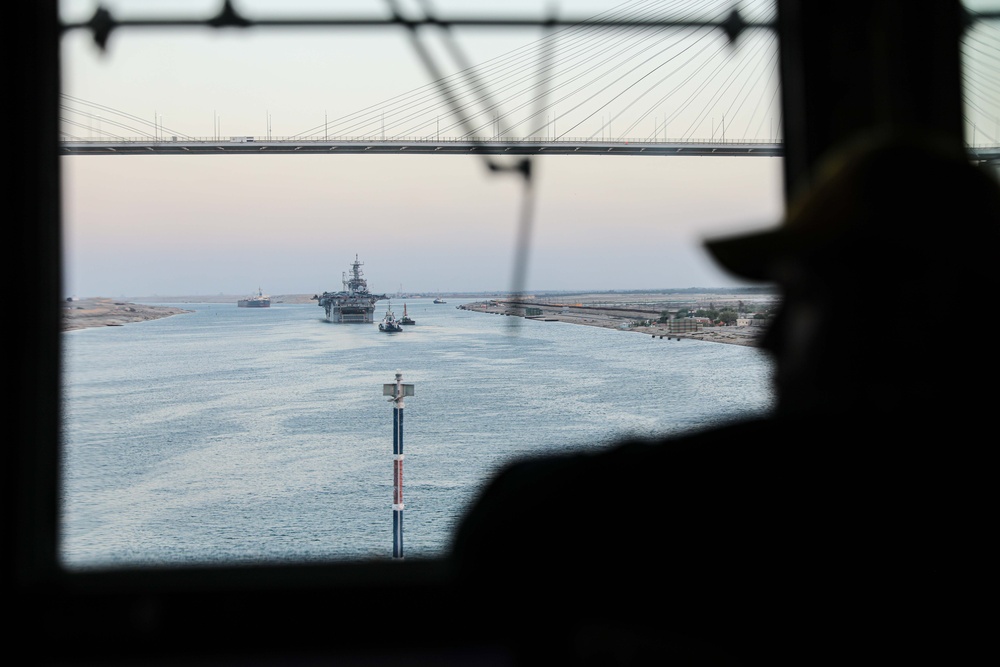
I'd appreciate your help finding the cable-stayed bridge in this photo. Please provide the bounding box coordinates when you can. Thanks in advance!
[58,0,1000,162]
[53,131,1000,162]
[58,137,1000,162]
[60,136,782,157]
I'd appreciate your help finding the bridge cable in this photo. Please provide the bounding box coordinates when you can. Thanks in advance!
[470,1,708,140]
[357,0,673,140]
[390,0,548,317]
[296,0,653,139]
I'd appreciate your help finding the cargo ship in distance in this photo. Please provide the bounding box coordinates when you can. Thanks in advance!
[313,255,387,323]
[238,287,270,308]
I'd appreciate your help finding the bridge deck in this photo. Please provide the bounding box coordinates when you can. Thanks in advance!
[61,138,783,157]
[59,139,1000,162]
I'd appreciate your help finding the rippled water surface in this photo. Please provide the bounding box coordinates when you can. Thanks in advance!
[61,299,774,567]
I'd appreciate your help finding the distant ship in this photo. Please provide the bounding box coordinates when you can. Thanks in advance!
[378,303,403,332]
[400,303,415,325]
[312,255,386,323]
[433,298,447,304]
[238,287,270,308]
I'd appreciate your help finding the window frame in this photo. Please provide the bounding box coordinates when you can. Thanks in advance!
[7,0,970,661]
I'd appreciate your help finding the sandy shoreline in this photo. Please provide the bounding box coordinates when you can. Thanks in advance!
[62,298,193,332]
[62,293,771,346]
[458,298,766,347]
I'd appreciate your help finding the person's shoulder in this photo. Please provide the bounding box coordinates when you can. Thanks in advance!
[448,417,788,554]
[462,415,789,497]
[587,415,797,469]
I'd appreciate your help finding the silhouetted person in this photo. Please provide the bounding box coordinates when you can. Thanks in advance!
[448,131,999,666]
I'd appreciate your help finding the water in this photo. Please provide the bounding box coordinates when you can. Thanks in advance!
[60,299,774,568]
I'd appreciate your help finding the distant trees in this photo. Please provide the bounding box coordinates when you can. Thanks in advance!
[650,300,781,326]
[691,306,748,325]
[717,309,738,325]
[751,302,781,320]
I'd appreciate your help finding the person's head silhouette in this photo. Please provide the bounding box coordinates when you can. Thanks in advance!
[704,131,1000,417]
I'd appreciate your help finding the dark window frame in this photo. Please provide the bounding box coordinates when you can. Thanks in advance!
[6,1,971,662]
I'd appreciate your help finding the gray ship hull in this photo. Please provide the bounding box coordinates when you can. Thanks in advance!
[238,288,270,308]
[314,255,385,323]
[319,295,379,323]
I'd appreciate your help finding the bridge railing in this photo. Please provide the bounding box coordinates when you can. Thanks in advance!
[60,135,786,146]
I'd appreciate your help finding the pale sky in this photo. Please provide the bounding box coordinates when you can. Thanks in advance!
[56,1,792,297]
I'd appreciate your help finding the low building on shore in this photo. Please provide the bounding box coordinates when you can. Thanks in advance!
[666,319,704,334]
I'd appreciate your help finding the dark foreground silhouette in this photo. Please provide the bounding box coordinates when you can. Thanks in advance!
[448,131,999,666]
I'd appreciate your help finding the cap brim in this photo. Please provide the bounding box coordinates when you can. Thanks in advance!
[703,227,797,282]
[703,131,994,283]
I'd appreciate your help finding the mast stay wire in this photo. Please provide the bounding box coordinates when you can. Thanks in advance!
[388,0,552,324]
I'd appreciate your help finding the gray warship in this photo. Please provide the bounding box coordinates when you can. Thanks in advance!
[313,255,386,323]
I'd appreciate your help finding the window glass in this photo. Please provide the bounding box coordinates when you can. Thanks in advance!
[59,0,781,568]
[962,1,1000,147]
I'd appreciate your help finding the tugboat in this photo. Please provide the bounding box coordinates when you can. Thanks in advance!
[400,303,415,325]
[379,303,403,332]
[433,297,447,304]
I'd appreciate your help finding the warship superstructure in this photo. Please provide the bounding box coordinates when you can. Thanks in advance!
[313,255,386,323]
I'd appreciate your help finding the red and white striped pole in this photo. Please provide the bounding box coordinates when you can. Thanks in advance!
[384,371,414,559]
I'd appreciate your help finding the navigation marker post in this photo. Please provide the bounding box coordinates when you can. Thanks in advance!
[383,371,414,559]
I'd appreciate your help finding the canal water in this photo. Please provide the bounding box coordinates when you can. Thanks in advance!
[60,298,774,568]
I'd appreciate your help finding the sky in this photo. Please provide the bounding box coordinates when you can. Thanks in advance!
[59,2,808,296]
